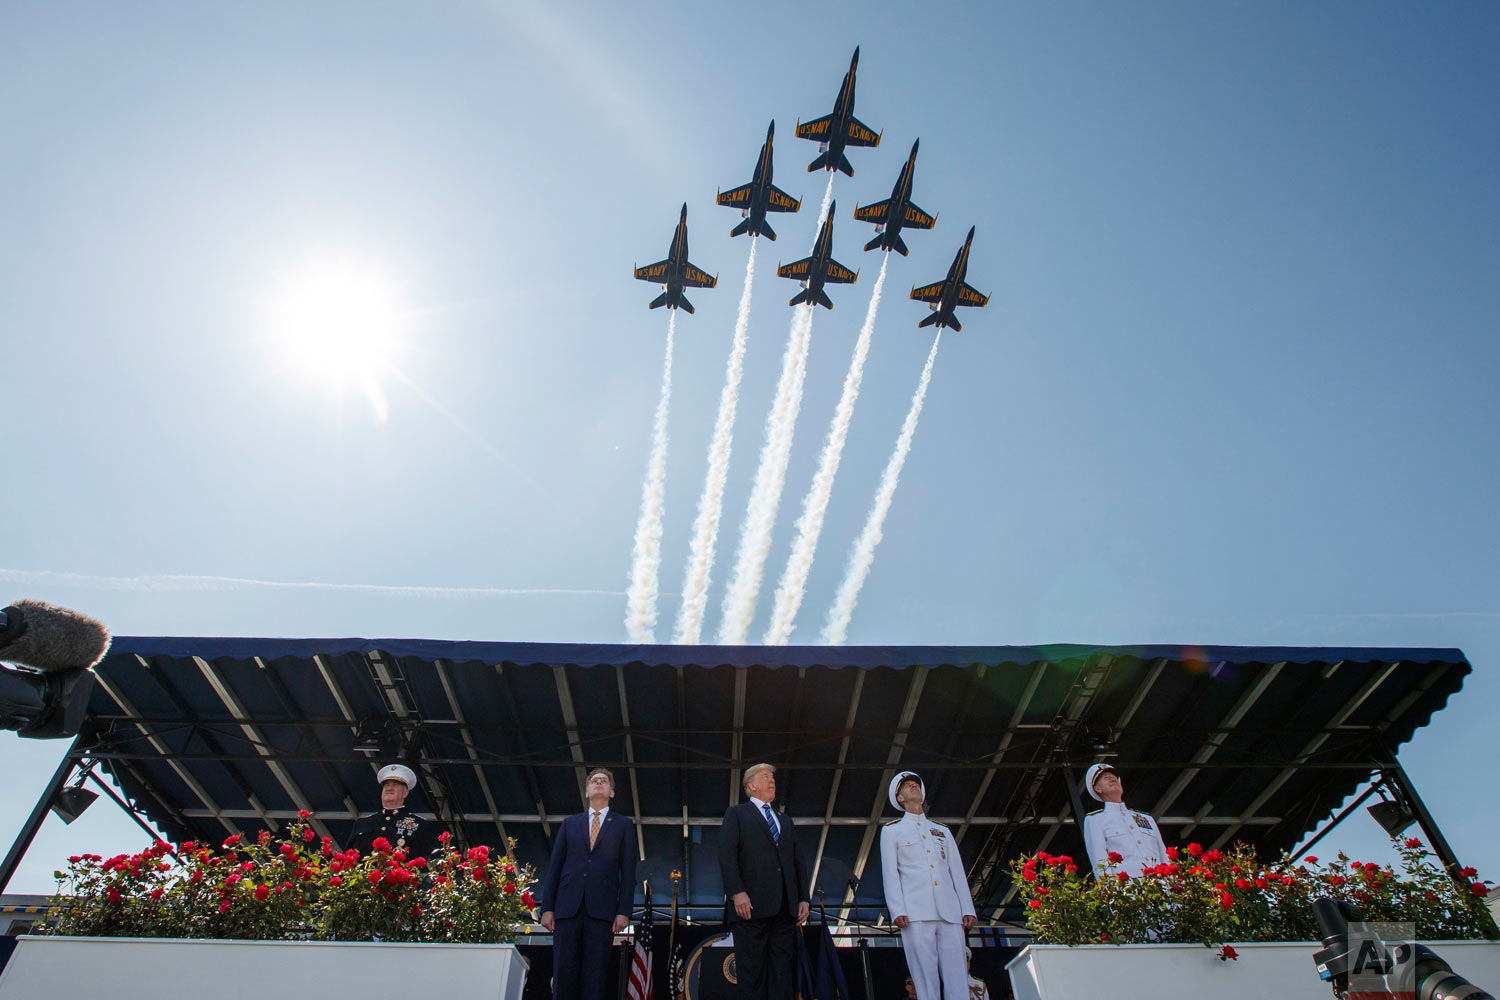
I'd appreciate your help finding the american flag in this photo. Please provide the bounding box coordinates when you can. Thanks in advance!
[625,884,654,1000]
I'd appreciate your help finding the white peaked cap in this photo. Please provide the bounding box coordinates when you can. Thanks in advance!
[378,763,417,788]
[1084,763,1119,802]
[889,771,924,812]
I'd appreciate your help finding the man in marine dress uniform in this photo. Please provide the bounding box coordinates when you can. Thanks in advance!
[1081,763,1167,879]
[347,763,440,859]
[879,771,976,1000]
[539,767,637,1000]
[718,763,809,1000]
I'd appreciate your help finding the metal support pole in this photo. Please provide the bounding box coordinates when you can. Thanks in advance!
[1060,765,1090,862]
[1381,749,1500,940]
[1284,782,1380,866]
[0,736,83,892]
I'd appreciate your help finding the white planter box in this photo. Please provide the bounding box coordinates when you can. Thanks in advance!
[1007,940,1500,1000]
[0,935,528,1000]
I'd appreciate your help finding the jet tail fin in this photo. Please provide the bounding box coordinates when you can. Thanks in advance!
[836,153,854,177]
[678,294,694,314]
[759,219,776,241]
[649,292,669,310]
[917,310,943,329]
[806,151,830,173]
[788,288,812,307]
[890,233,908,256]
[730,218,752,238]
[816,288,834,309]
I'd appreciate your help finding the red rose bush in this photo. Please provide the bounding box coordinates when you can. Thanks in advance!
[1010,837,1493,947]
[47,814,536,944]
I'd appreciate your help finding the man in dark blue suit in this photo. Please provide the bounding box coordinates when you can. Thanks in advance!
[719,763,809,1000]
[540,767,638,1000]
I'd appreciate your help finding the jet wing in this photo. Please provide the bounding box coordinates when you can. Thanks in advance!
[853,200,891,224]
[902,203,937,230]
[957,282,989,307]
[766,185,801,212]
[683,265,717,289]
[910,281,946,303]
[796,116,834,140]
[844,116,881,148]
[778,257,813,279]
[635,260,670,282]
[717,185,754,210]
[822,259,858,284]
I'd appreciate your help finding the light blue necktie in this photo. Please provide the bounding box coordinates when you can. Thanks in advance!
[762,804,780,845]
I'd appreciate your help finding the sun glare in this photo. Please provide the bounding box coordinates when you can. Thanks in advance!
[271,260,403,421]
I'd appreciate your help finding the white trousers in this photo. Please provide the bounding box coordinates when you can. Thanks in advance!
[899,920,968,1000]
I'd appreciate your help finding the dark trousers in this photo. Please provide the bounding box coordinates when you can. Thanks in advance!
[734,910,797,1000]
[553,915,614,1000]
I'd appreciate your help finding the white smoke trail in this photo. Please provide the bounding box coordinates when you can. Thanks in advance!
[764,255,890,644]
[718,304,816,643]
[624,311,677,643]
[674,240,758,644]
[822,329,943,645]
[716,174,835,644]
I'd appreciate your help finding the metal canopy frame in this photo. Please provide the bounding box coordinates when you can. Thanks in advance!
[0,639,1474,921]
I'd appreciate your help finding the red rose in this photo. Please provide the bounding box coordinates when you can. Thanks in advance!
[411,857,427,869]
[1219,892,1234,909]
[106,888,122,903]
[258,830,271,844]
[1405,837,1422,849]
[522,891,536,907]
[322,845,333,858]
[439,831,453,844]
[1255,878,1268,890]
[219,900,231,913]
[1329,876,1345,887]
[1461,866,1478,878]
[280,844,296,857]
[1235,878,1251,890]
[1036,887,1048,896]
[1472,883,1488,898]
[68,855,82,864]
[254,884,270,902]
[1204,850,1223,863]
[1305,855,1318,864]
[1219,945,1238,962]
[1028,899,1041,909]
[368,871,383,885]
[182,841,197,852]
[1065,864,1077,875]
[223,834,242,848]
[1116,872,1128,884]
[302,828,315,842]
[225,874,241,887]
[412,904,423,917]
[240,861,254,872]
[504,881,516,895]
[1107,851,1123,864]
[372,837,391,853]
[1165,847,1179,860]
[1187,843,1203,858]
[1022,869,1037,883]
[298,809,312,819]
[150,887,164,900]
[1351,861,1362,871]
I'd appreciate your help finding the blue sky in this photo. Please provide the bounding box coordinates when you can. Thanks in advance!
[2,1,1497,896]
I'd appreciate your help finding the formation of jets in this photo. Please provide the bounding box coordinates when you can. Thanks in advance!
[633,47,989,332]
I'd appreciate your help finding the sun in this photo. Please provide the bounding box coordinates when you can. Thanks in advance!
[270,259,404,420]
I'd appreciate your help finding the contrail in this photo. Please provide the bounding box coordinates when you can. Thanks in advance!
[674,239,758,644]
[823,329,943,645]
[718,174,834,644]
[624,311,677,643]
[0,567,623,599]
[765,254,890,644]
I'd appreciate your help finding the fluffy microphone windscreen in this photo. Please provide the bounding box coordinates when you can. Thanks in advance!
[0,599,112,672]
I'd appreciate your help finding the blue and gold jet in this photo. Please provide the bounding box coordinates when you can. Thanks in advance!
[853,139,936,256]
[634,204,717,313]
[796,47,881,176]
[910,227,988,331]
[777,201,858,309]
[716,121,802,241]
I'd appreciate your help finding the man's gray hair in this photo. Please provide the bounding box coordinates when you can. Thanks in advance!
[742,762,775,792]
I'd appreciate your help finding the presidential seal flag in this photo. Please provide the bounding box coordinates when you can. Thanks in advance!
[626,882,655,1000]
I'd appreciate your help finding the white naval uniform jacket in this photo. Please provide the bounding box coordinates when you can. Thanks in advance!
[1082,801,1167,879]
[880,812,976,923]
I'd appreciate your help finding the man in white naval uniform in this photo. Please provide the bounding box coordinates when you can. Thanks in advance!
[1081,763,1168,879]
[880,771,976,1000]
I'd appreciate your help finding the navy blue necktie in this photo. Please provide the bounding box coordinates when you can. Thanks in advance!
[762,804,780,845]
